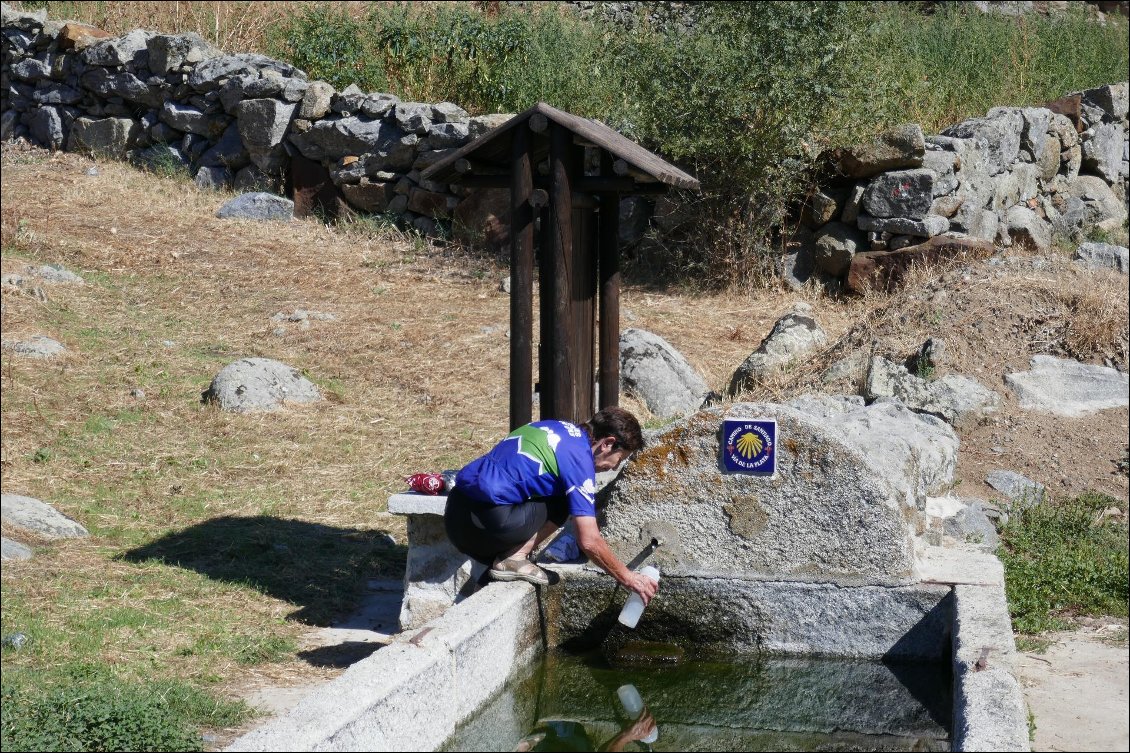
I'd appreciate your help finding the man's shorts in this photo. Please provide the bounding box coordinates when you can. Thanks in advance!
[444,486,569,565]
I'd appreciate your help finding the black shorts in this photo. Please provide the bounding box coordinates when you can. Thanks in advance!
[444,486,569,565]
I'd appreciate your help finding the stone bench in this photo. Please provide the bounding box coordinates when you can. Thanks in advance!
[388,492,484,631]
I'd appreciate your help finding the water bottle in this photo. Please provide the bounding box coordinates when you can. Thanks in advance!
[616,684,659,744]
[617,565,660,628]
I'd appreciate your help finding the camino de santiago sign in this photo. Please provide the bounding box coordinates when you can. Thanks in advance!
[722,418,777,476]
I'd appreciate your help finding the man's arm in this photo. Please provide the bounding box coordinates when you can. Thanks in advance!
[574,516,658,605]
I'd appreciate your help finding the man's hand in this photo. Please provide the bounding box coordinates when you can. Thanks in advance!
[574,516,659,605]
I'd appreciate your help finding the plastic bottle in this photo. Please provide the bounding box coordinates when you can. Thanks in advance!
[616,684,659,744]
[617,565,660,628]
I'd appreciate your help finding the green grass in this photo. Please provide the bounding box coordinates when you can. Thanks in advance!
[998,492,1129,635]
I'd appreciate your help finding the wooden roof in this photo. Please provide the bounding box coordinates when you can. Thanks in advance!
[421,102,701,190]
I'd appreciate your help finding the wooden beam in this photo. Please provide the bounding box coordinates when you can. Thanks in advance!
[549,123,575,422]
[509,124,535,430]
[457,174,668,196]
[598,152,621,409]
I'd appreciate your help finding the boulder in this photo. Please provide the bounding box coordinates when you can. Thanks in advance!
[80,29,153,67]
[861,169,936,219]
[788,394,959,510]
[57,22,111,51]
[27,264,83,284]
[865,356,999,428]
[1004,355,1129,417]
[1,335,66,358]
[197,120,249,170]
[159,101,218,137]
[393,102,434,134]
[941,109,1023,175]
[1078,82,1129,125]
[10,58,51,82]
[216,192,293,221]
[423,121,470,149]
[468,113,513,139]
[619,328,711,418]
[201,357,322,412]
[432,101,470,124]
[298,80,335,120]
[235,97,296,170]
[194,165,231,190]
[1,537,33,561]
[1003,206,1052,252]
[341,179,396,213]
[32,84,83,107]
[985,470,1046,507]
[187,53,304,93]
[1019,107,1054,162]
[922,149,958,196]
[80,68,164,108]
[831,124,925,178]
[1074,241,1129,273]
[1,494,88,538]
[25,105,65,149]
[288,117,412,164]
[926,496,999,551]
[991,163,1040,211]
[727,307,827,396]
[66,116,138,159]
[598,402,930,583]
[1081,122,1125,182]
[146,33,218,73]
[1067,175,1128,228]
[130,143,190,173]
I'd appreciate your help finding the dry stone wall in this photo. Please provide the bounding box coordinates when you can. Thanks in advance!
[796,83,1129,289]
[0,3,500,235]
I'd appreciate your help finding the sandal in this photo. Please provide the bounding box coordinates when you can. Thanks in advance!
[490,556,550,586]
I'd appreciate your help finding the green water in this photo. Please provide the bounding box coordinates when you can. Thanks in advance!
[445,650,951,752]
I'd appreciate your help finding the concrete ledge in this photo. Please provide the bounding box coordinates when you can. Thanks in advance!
[916,543,1005,586]
[951,584,1030,752]
[226,582,540,752]
[388,492,447,516]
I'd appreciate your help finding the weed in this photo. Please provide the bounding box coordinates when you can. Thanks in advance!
[999,491,1129,634]
[1015,635,1052,654]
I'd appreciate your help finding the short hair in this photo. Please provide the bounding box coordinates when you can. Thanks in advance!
[584,407,644,453]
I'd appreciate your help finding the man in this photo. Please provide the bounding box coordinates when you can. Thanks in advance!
[444,406,658,606]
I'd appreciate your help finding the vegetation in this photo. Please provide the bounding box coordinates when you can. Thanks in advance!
[998,491,1129,635]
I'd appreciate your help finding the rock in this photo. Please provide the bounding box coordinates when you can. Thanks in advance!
[298,80,335,120]
[941,109,1023,175]
[201,357,322,412]
[1067,175,1128,228]
[832,124,925,178]
[1081,122,1124,182]
[66,116,138,159]
[340,179,396,213]
[216,192,293,221]
[129,143,190,173]
[599,402,937,582]
[235,97,296,171]
[27,264,82,283]
[80,68,164,108]
[1004,355,1129,417]
[423,121,470,149]
[856,214,949,238]
[57,22,111,51]
[187,53,304,93]
[1,494,89,538]
[927,496,1000,551]
[619,328,711,418]
[197,120,249,170]
[499,276,511,294]
[194,165,231,190]
[846,235,994,294]
[393,102,434,133]
[10,58,52,82]
[358,93,399,119]
[727,308,827,396]
[862,169,936,219]
[1,537,33,561]
[146,33,218,73]
[840,183,866,224]
[1004,206,1052,251]
[802,188,843,228]
[32,85,83,107]
[25,106,65,150]
[1019,107,1054,162]
[159,101,214,137]
[922,150,958,196]
[1074,241,1129,273]
[468,113,513,139]
[452,187,510,252]
[406,187,451,218]
[1,335,66,358]
[288,117,410,163]
[991,163,1040,211]
[787,396,960,508]
[432,101,469,124]
[1078,82,1129,124]
[865,356,999,428]
[80,29,153,67]
[985,470,1046,506]
[1,3,47,29]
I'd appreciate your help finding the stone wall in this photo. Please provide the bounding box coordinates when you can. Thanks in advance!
[1,3,506,236]
[794,83,1129,290]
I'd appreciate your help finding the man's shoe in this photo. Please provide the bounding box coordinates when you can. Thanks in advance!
[490,556,550,586]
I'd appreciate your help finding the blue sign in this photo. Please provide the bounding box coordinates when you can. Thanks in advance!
[722,419,777,476]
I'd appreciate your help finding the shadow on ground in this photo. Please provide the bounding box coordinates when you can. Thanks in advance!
[119,515,407,626]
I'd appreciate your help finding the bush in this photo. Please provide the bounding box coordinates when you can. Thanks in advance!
[999,492,1129,634]
[0,668,250,752]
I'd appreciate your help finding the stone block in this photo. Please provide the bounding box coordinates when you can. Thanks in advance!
[862,169,936,219]
[832,123,925,178]
[67,116,138,158]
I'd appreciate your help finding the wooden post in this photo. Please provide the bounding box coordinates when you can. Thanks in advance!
[598,152,621,409]
[509,123,535,430]
[549,123,576,422]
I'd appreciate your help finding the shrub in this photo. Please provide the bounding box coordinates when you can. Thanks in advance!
[0,671,245,752]
[999,491,1129,634]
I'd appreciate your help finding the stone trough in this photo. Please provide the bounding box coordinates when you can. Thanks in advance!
[228,401,1030,751]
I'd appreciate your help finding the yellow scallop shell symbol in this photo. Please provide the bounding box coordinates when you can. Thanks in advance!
[736,432,763,459]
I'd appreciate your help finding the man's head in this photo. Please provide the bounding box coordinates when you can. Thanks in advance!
[584,407,644,472]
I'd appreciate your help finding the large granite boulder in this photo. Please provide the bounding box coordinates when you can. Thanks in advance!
[1004,355,1129,416]
[201,357,322,412]
[619,328,711,419]
[727,307,827,396]
[597,401,955,585]
[865,356,1000,429]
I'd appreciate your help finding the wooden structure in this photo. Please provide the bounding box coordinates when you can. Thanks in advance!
[423,102,700,429]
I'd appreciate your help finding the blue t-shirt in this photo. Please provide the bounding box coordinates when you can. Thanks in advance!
[455,420,598,517]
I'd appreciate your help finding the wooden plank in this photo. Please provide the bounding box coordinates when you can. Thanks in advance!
[572,142,595,422]
[598,154,621,409]
[509,125,535,430]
